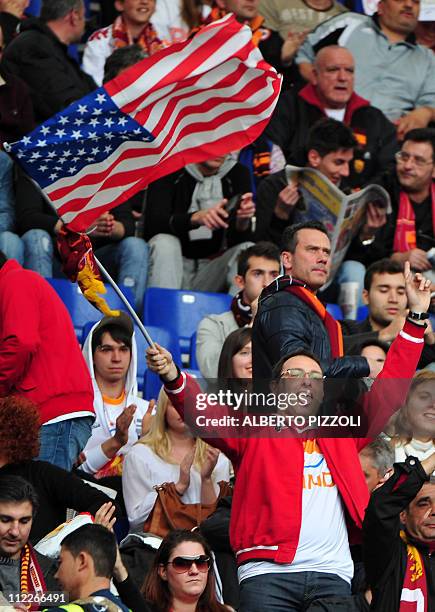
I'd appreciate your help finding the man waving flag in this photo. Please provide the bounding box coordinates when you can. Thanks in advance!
[5,14,282,233]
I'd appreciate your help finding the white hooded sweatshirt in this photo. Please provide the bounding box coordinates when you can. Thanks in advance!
[80,322,149,475]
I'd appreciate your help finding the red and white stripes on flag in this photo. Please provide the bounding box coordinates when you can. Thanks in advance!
[8,14,282,232]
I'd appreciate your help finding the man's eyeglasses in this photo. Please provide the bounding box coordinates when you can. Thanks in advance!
[280,368,323,380]
[166,555,211,573]
[395,151,434,167]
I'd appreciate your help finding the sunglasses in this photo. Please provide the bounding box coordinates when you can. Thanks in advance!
[166,555,211,573]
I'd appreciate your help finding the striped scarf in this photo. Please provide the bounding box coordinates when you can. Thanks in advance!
[112,15,165,56]
[399,530,428,612]
[20,544,47,611]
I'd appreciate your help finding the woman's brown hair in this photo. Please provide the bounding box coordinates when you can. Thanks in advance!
[142,529,228,611]
[0,396,40,463]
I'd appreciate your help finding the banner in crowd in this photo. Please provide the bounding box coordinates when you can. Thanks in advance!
[5,14,282,232]
[285,164,391,287]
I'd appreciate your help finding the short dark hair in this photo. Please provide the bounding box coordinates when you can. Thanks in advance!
[403,128,435,161]
[281,221,330,254]
[364,258,404,291]
[91,324,132,356]
[271,349,323,381]
[306,118,357,157]
[349,338,390,357]
[103,45,147,83]
[236,241,280,277]
[61,525,117,579]
[0,475,39,515]
[40,0,82,21]
[0,250,6,269]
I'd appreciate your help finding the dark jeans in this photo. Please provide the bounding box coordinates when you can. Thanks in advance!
[239,571,351,612]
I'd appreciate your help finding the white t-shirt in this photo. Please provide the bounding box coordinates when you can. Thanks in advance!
[153,0,211,43]
[122,443,231,529]
[325,107,346,121]
[238,440,353,584]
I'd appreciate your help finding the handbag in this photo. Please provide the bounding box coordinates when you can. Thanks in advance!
[143,481,232,538]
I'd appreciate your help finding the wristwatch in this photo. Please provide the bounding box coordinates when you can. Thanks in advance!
[407,311,430,321]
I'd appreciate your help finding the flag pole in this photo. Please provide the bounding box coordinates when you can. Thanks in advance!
[94,255,155,347]
[21,174,155,347]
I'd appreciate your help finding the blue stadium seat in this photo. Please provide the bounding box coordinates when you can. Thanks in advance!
[326,303,343,320]
[46,278,135,343]
[82,320,181,393]
[189,332,198,370]
[356,305,369,321]
[143,288,232,353]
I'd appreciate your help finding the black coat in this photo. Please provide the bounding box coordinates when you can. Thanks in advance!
[2,18,95,122]
[144,164,253,259]
[252,276,369,380]
[265,85,398,189]
[347,171,435,266]
[363,457,435,612]
[0,461,120,543]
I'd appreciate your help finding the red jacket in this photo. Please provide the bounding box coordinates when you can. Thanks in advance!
[165,320,425,566]
[0,260,94,424]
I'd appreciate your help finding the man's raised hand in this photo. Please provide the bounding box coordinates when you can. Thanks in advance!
[404,260,432,314]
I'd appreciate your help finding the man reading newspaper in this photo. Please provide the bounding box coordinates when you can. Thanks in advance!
[255,118,390,317]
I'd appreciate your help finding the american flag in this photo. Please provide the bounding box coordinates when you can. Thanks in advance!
[5,14,281,232]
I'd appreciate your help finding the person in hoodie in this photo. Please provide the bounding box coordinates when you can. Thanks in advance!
[79,312,151,480]
[265,45,398,190]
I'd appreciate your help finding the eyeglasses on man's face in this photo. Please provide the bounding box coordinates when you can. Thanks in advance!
[395,151,434,167]
[279,368,323,380]
[166,555,211,573]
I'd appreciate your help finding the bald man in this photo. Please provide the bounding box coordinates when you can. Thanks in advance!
[265,45,398,189]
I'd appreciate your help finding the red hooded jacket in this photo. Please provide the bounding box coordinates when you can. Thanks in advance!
[165,320,424,566]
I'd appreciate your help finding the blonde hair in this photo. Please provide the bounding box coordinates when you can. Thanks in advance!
[137,387,209,467]
[392,370,435,446]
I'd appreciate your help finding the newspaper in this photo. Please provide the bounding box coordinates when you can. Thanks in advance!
[285,165,391,287]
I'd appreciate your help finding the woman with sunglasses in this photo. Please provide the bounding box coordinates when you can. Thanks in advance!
[142,529,232,611]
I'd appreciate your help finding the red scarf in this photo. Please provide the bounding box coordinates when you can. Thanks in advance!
[393,183,435,252]
[112,15,165,56]
[399,531,428,612]
[283,282,344,358]
[231,291,252,327]
[20,544,47,611]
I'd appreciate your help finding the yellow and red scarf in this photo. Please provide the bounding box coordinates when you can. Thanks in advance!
[202,5,268,47]
[20,544,47,611]
[393,184,435,253]
[399,530,428,612]
[112,15,165,56]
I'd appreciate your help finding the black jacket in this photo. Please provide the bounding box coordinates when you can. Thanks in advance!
[0,461,120,543]
[363,456,435,612]
[144,164,253,259]
[2,18,95,122]
[252,276,369,380]
[265,84,398,190]
[341,317,435,370]
[347,172,435,266]
[14,168,135,248]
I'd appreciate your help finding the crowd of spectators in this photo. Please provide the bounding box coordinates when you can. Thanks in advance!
[0,0,435,610]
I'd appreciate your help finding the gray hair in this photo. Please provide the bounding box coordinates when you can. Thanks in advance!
[361,437,395,477]
[103,45,147,84]
[40,0,83,21]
